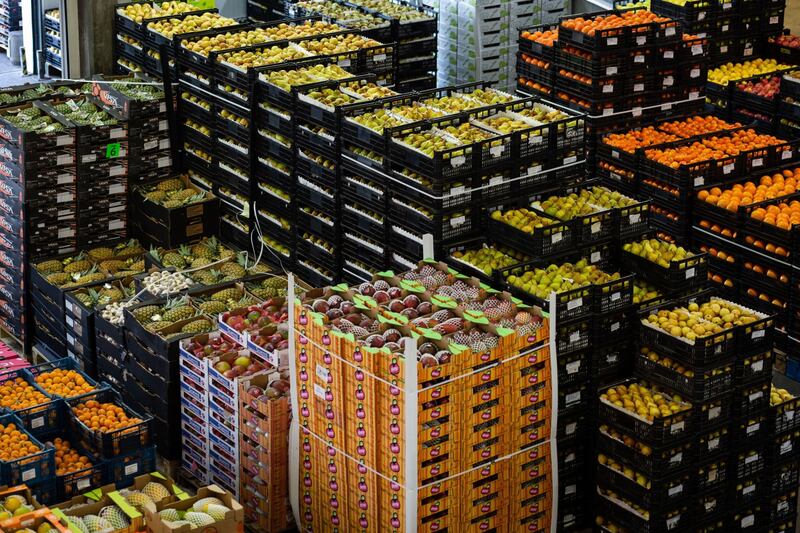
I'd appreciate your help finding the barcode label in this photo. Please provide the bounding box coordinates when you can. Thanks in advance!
[31,417,44,428]
[22,469,35,482]
[316,365,330,382]
[567,298,582,310]
[694,177,704,187]
[110,128,125,139]
[125,464,139,475]
[723,163,734,174]
[109,183,125,195]
[752,157,763,167]
[665,26,676,36]
[685,268,696,279]
[629,213,640,224]
[692,44,703,55]
[314,384,326,399]
[565,392,581,404]
[158,156,170,168]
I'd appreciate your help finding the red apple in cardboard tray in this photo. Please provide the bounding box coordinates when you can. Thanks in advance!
[775,34,800,48]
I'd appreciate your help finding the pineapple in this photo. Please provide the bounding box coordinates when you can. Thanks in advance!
[145,321,171,332]
[181,319,212,334]
[47,272,72,286]
[98,286,124,305]
[75,291,97,307]
[212,288,241,302]
[76,272,106,284]
[37,259,63,274]
[133,305,161,322]
[129,259,145,272]
[192,239,215,259]
[220,261,246,279]
[64,254,92,274]
[146,189,167,203]
[100,259,127,273]
[116,239,144,256]
[89,246,114,259]
[156,178,183,192]
[191,256,212,268]
[198,300,226,314]
[162,304,196,322]
[248,285,271,299]
[192,270,217,285]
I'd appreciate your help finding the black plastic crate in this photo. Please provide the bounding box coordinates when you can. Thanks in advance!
[696,422,731,458]
[696,454,728,492]
[596,463,692,508]
[0,413,55,485]
[519,23,558,61]
[486,211,574,258]
[770,393,800,435]
[592,341,631,383]
[502,264,593,323]
[731,409,769,447]
[622,247,708,292]
[766,428,800,464]
[639,315,736,367]
[557,11,631,52]
[597,378,693,446]
[735,349,773,386]
[634,348,734,401]
[597,424,694,477]
[598,490,690,533]
[733,380,771,418]
[296,149,337,189]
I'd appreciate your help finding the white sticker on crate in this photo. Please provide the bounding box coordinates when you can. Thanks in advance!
[529,135,543,145]
[567,297,582,310]
[159,120,168,131]
[489,145,504,157]
[778,501,790,513]
[611,292,620,301]
[57,154,73,165]
[709,437,720,450]
[670,421,685,434]
[591,222,601,234]
[636,36,646,46]
[489,176,504,186]
[744,47,753,56]
[610,322,620,332]
[57,135,71,146]
[784,150,793,160]
[66,316,74,328]
[745,453,759,464]
[752,157,763,167]
[565,484,576,495]
[144,140,158,151]
[569,331,581,344]
[566,361,580,374]
[603,84,614,94]
[110,165,125,177]
[565,422,576,435]
[58,228,74,239]
[781,440,793,455]
[666,516,680,529]
[749,391,763,402]
[770,16,779,23]
[685,268,696,279]
[109,183,125,195]
[720,45,728,53]
[752,329,765,339]
[723,163,735,174]
[565,391,581,405]
[315,365,330,382]
[747,422,760,434]
[634,55,644,64]
[664,76,674,87]
[373,54,387,62]
[57,191,73,203]
[564,155,577,165]
[606,67,618,75]
[751,360,764,373]
[629,213,640,224]
[603,108,614,116]
[743,485,755,496]
[667,484,683,497]
[670,452,682,463]
[77,478,90,490]
[158,156,171,168]
[314,384,326,399]
[631,107,642,117]
[109,219,124,231]
[633,83,644,92]
[22,469,35,482]
[741,514,755,527]
[31,416,44,429]
[663,50,674,60]
[551,232,562,244]
[450,216,466,227]
[125,463,139,476]
[450,155,466,168]
[709,406,722,421]
[786,410,795,421]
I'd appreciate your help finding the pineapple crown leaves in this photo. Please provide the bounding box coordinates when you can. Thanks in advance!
[203,236,221,256]
[236,250,249,267]
[164,295,192,310]
[74,265,98,280]
[86,288,102,304]
[178,244,193,258]
[148,246,163,262]
[64,251,87,266]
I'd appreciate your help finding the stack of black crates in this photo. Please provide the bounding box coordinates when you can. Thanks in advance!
[516,10,708,175]
[339,83,586,281]
[287,0,439,91]
[651,0,786,68]
[0,99,79,354]
[595,289,786,531]
[0,0,21,53]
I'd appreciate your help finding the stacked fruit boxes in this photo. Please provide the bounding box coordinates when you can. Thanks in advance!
[238,371,292,532]
[763,384,800,532]
[0,101,81,352]
[178,332,213,486]
[595,294,774,531]
[516,9,708,173]
[91,75,172,186]
[0,0,21,52]
[651,0,786,67]
[292,264,555,532]
[289,0,438,91]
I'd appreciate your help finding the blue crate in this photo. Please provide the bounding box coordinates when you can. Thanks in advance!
[105,444,156,489]
[29,476,58,506]
[0,368,62,438]
[65,387,152,458]
[786,357,800,381]
[25,357,103,400]
[0,413,56,487]
[44,429,106,502]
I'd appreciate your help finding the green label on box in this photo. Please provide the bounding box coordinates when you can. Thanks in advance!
[106,142,121,158]
[188,0,215,7]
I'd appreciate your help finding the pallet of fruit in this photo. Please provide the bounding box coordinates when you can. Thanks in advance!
[621,236,708,291]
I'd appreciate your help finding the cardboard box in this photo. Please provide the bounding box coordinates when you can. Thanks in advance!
[143,485,244,533]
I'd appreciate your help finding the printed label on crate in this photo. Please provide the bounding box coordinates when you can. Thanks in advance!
[21,468,35,482]
[747,422,760,434]
[752,330,765,339]
[691,68,701,78]
[745,453,759,464]
[31,416,44,429]
[670,420,685,434]
[631,107,642,117]
[158,156,170,168]
[567,297,583,310]
[781,440,793,455]
[685,268,696,279]
[110,128,125,140]
[606,66,618,75]
[106,143,121,158]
